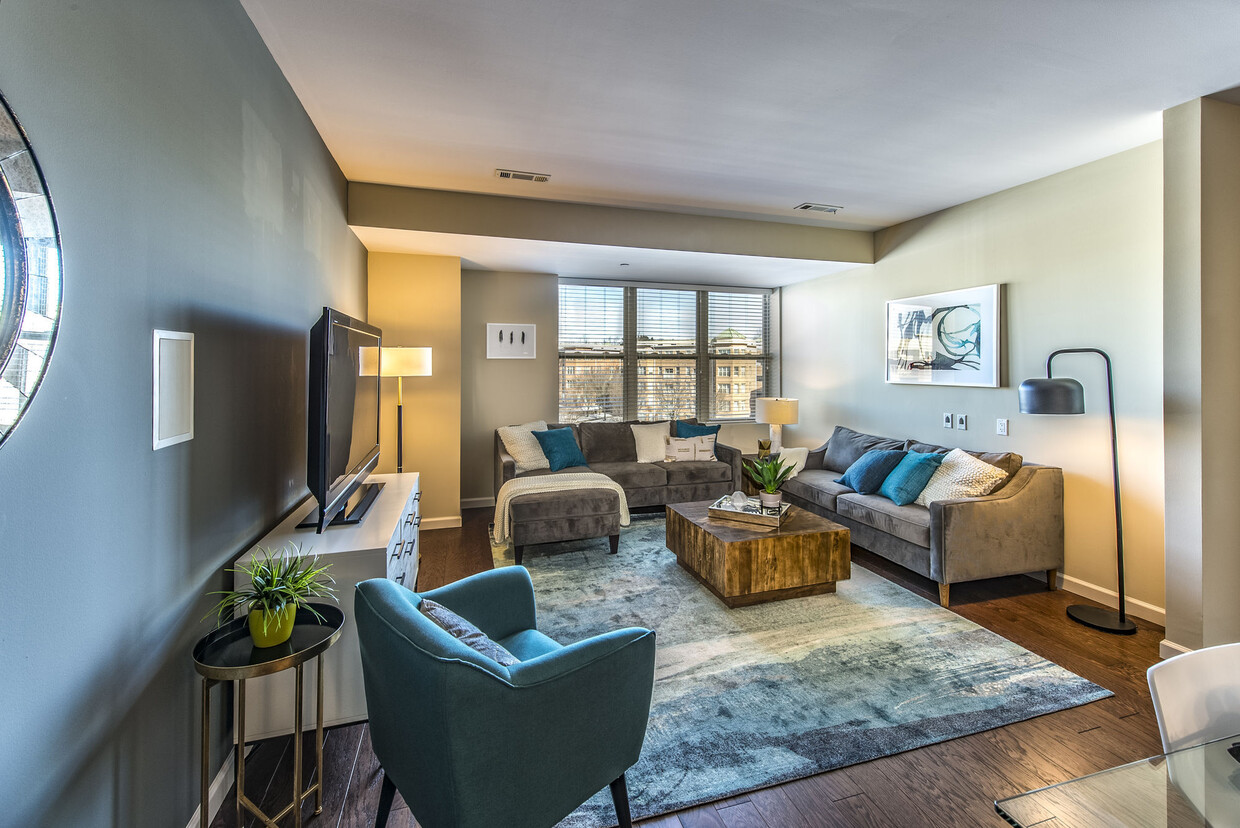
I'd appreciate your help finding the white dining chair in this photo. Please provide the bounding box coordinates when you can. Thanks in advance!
[1147,641,1240,752]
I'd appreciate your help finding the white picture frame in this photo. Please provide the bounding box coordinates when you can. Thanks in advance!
[885,284,1000,387]
[486,323,536,359]
[153,329,194,449]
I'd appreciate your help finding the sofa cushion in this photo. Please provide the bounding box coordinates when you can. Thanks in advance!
[835,449,907,494]
[631,421,671,463]
[836,493,932,548]
[589,461,668,489]
[782,470,854,512]
[578,421,639,463]
[532,427,589,471]
[823,426,906,473]
[879,451,945,506]
[656,460,731,486]
[915,448,1009,506]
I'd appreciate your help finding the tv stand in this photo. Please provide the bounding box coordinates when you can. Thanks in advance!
[297,481,385,530]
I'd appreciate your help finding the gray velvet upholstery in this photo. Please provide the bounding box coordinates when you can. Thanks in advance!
[790,426,1064,603]
[579,421,644,463]
[510,489,622,550]
[822,425,907,472]
[656,460,733,486]
[590,461,669,489]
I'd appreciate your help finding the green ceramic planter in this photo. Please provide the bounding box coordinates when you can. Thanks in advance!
[248,605,297,648]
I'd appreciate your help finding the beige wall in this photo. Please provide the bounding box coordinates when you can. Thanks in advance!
[460,269,560,504]
[782,143,1166,620]
[1163,97,1240,651]
[368,252,462,527]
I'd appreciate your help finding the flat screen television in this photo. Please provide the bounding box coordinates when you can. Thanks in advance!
[303,307,383,533]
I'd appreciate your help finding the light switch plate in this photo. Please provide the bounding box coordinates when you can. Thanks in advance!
[996,418,1009,436]
[956,414,968,430]
[942,412,953,429]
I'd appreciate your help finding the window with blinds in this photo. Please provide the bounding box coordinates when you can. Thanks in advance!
[558,281,772,423]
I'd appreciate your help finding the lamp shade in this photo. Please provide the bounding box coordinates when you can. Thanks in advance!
[756,397,799,425]
[360,346,432,378]
[1018,377,1085,415]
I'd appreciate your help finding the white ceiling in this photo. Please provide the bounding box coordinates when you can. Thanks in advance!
[244,0,1240,282]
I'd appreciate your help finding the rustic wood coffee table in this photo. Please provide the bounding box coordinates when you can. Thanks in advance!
[666,501,851,608]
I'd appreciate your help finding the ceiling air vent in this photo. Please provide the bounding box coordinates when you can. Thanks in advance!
[794,202,843,214]
[495,168,550,183]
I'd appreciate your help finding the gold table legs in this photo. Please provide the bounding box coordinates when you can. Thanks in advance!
[198,655,326,828]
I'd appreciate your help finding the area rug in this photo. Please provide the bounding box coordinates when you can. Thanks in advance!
[493,515,1112,828]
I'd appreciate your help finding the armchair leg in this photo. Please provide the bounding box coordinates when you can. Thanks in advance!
[938,583,950,608]
[514,545,524,565]
[374,772,396,828]
[609,534,620,555]
[610,774,633,828]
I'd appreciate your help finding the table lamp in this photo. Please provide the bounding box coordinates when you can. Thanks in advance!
[1018,347,1135,635]
[361,346,432,473]
[756,397,798,454]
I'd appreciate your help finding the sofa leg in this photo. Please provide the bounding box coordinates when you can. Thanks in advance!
[374,772,396,828]
[610,773,633,828]
[609,534,620,555]
[1047,568,1059,590]
[938,583,950,608]
[514,545,524,565]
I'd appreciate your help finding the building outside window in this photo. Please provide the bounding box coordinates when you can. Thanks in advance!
[558,281,773,422]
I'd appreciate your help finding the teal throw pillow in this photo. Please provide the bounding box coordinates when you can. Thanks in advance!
[835,449,907,494]
[532,427,588,471]
[879,451,946,506]
[675,420,721,438]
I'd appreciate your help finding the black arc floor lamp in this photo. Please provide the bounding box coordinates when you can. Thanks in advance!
[1018,347,1136,635]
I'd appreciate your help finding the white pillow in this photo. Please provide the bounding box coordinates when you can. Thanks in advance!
[914,448,1008,506]
[497,420,550,474]
[779,446,810,478]
[664,435,716,462]
[631,421,671,463]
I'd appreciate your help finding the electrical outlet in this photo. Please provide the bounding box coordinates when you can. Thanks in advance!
[996,418,1009,436]
[956,414,968,430]
[942,412,954,429]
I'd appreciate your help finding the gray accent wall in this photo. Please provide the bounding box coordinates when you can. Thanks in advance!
[0,2,365,826]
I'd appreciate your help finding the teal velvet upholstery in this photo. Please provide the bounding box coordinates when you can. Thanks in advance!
[355,567,657,828]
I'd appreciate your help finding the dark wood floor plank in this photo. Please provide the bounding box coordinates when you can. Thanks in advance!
[211,508,1168,828]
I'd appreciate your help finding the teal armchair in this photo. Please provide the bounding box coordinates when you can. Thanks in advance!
[354,567,656,828]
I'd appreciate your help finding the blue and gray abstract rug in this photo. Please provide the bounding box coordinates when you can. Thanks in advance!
[495,515,1111,827]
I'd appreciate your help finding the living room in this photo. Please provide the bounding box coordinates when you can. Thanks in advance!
[1,1,1238,827]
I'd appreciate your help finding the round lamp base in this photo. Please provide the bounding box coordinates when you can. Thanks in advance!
[1066,604,1137,635]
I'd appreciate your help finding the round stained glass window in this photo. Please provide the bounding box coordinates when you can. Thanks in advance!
[0,92,61,449]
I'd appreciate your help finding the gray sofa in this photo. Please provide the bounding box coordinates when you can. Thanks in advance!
[782,426,1064,607]
[495,420,742,508]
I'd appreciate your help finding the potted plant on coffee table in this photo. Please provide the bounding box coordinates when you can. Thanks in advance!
[207,543,336,648]
[744,456,796,509]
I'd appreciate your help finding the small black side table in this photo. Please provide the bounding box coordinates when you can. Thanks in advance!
[192,604,345,828]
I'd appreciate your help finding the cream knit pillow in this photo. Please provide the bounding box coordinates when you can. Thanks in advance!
[914,448,1008,506]
[497,420,550,473]
[631,421,671,463]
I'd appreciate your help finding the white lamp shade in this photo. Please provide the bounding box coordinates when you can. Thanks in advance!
[756,397,798,425]
[360,346,432,377]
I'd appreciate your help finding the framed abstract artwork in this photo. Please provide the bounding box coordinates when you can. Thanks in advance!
[885,284,1000,387]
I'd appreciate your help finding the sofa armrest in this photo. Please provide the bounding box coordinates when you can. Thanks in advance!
[714,441,743,490]
[806,441,829,471]
[494,430,518,499]
[928,464,1064,584]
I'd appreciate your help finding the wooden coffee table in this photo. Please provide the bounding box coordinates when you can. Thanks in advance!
[665,501,850,608]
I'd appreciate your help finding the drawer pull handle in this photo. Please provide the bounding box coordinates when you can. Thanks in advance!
[413,516,422,527]
[390,546,401,561]
[394,573,405,585]
[414,491,422,501]
[405,513,415,526]
[402,539,415,558]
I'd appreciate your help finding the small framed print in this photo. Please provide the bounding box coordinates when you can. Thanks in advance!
[487,323,536,359]
[885,284,1001,387]
[153,329,194,449]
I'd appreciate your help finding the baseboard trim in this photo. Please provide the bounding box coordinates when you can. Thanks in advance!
[461,497,495,510]
[1159,639,1194,659]
[185,750,235,828]
[1046,571,1165,626]
[421,516,462,530]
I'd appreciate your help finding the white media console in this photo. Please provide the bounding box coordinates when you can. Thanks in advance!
[233,472,421,741]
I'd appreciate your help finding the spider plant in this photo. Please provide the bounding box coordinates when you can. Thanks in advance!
[744,455,796,494]
[207,543,336,634]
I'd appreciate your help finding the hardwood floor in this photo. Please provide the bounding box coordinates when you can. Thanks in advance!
[209,507,1165,828]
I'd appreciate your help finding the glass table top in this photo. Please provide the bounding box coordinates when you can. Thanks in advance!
[995,733,1240,827]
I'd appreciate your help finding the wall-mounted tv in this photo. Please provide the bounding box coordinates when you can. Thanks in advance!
[302,307,383,533]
